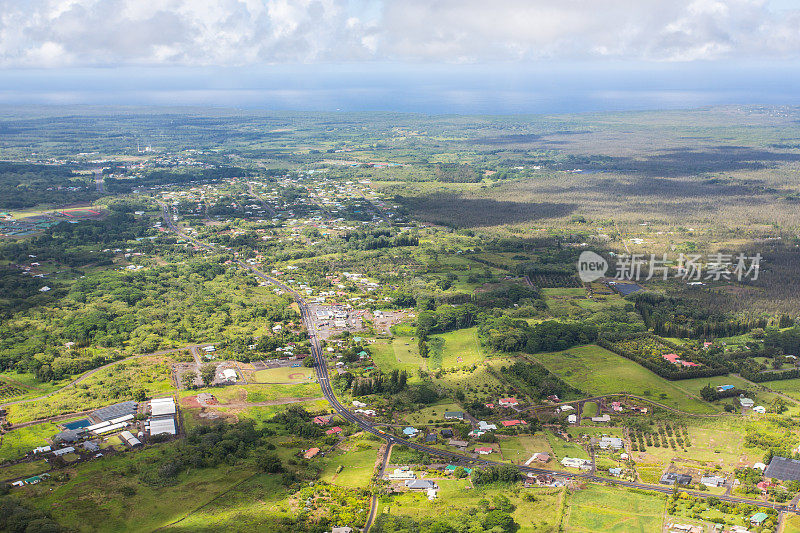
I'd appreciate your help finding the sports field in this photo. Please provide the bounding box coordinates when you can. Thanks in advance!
[252,366,315,383]
[533,345,719,414]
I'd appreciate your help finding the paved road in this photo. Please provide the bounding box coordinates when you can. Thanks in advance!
[156,197,799,516]
[245,180,278,218]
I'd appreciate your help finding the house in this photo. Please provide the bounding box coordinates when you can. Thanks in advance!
[750,512,769,526]
[330,527,354,533]
[484,403,495,409]
[701,475,725,488]
[52,447,75,457]
[739,397,755,408]
[753,405,766,414]
[32,446,51,454]
[598,437,624,450]
[387,469,416,480]
[753,462,766,471]
[547,395,560,402]
[444,411,464,420]
[561,457,590,469]
[524,452,550,465]
[405,479,437,490]
[478,421,497,431]
[501,419,527,427]
[609,467,623,477]
[498,397,518,407]
[558,405,575,413]
[660,473,693,485]
[352,400,367,408]
[440,429,454,438]
[764,456,800,481]
[448,439,469,448]
[326,426,343,435]
[313,415,333,425]
[475,446,493,455]
[610,401,623,412]
[591,414,611,423]
[567,414,577,424]
[304,448,320,459]
[402,426,419,436]
[445,465,472,475]
[717,384,735,392]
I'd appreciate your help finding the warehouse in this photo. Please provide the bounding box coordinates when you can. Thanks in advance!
[148,418,176,436]
[150,397,176,418]
[120,430,142,447]
[92,401,138,422]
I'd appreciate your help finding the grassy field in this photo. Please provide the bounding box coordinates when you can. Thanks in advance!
[428,327,484,369]
[402,401,464,425]
[498,434,554,465]
[319,438,380,488]
[675,374,800,416]
[7,357,175,424]
[24,448,257,532]
[544,429,590,464]
[178,383,323,404]
[376,479,565,532]
[251,366,315,383]
[370,337,426,377]
[759,378,800,403]
[0,459,49,481]
[533,345,719,414]
[565,485,666,532]
[431,361,512,404]
[0,422,60,462]
[785,514,800,533]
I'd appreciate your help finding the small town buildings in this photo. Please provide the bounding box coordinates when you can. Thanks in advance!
[405,479,437,491]
[304,447,320,459]
[561,457,591,469]
[598,437,624,450]
[313,415,333,425]
[701,475,725,488]
[120,430,142,447]
[387,469,416,480]
[498,397,518,407]
[764,456,800,481]
[53,447,75,457]
[660,472,693,485]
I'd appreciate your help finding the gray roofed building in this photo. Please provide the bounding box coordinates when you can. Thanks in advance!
[82,441,100,452]
[93,401,137,422]
[444,411,464,420]
[53,446,75,456]
[765,456,800,481]
[405,479,437,490]
[54,429,81,443]
[660,472,692,485]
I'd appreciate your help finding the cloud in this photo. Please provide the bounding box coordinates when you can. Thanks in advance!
[0,0,799,68]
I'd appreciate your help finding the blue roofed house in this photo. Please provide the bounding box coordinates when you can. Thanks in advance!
[403,426,419,436]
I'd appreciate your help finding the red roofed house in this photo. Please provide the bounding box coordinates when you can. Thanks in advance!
[498,398,519,407]
[326,426,343,435]
[662,353,681,364]
[485,403,495,409]
[304,447,320,459]
[611,401,623,412]
[475,447,494,455]
[681,360,699,367]
[313,415,333,425]
[501,420,527,427]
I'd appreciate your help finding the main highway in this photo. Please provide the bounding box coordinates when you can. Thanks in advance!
[156,199,796,515]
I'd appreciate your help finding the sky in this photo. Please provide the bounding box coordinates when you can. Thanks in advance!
[1,0,800,113]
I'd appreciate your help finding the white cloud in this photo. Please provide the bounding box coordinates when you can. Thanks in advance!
[0,0,799,67]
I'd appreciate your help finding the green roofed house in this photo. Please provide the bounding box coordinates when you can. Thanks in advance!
[445,465,472,474]
[750,512,768,526]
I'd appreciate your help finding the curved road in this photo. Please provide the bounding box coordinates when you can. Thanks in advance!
[157,198,798,516]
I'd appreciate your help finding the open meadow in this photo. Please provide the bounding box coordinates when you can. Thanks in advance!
[533,345,719,414]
